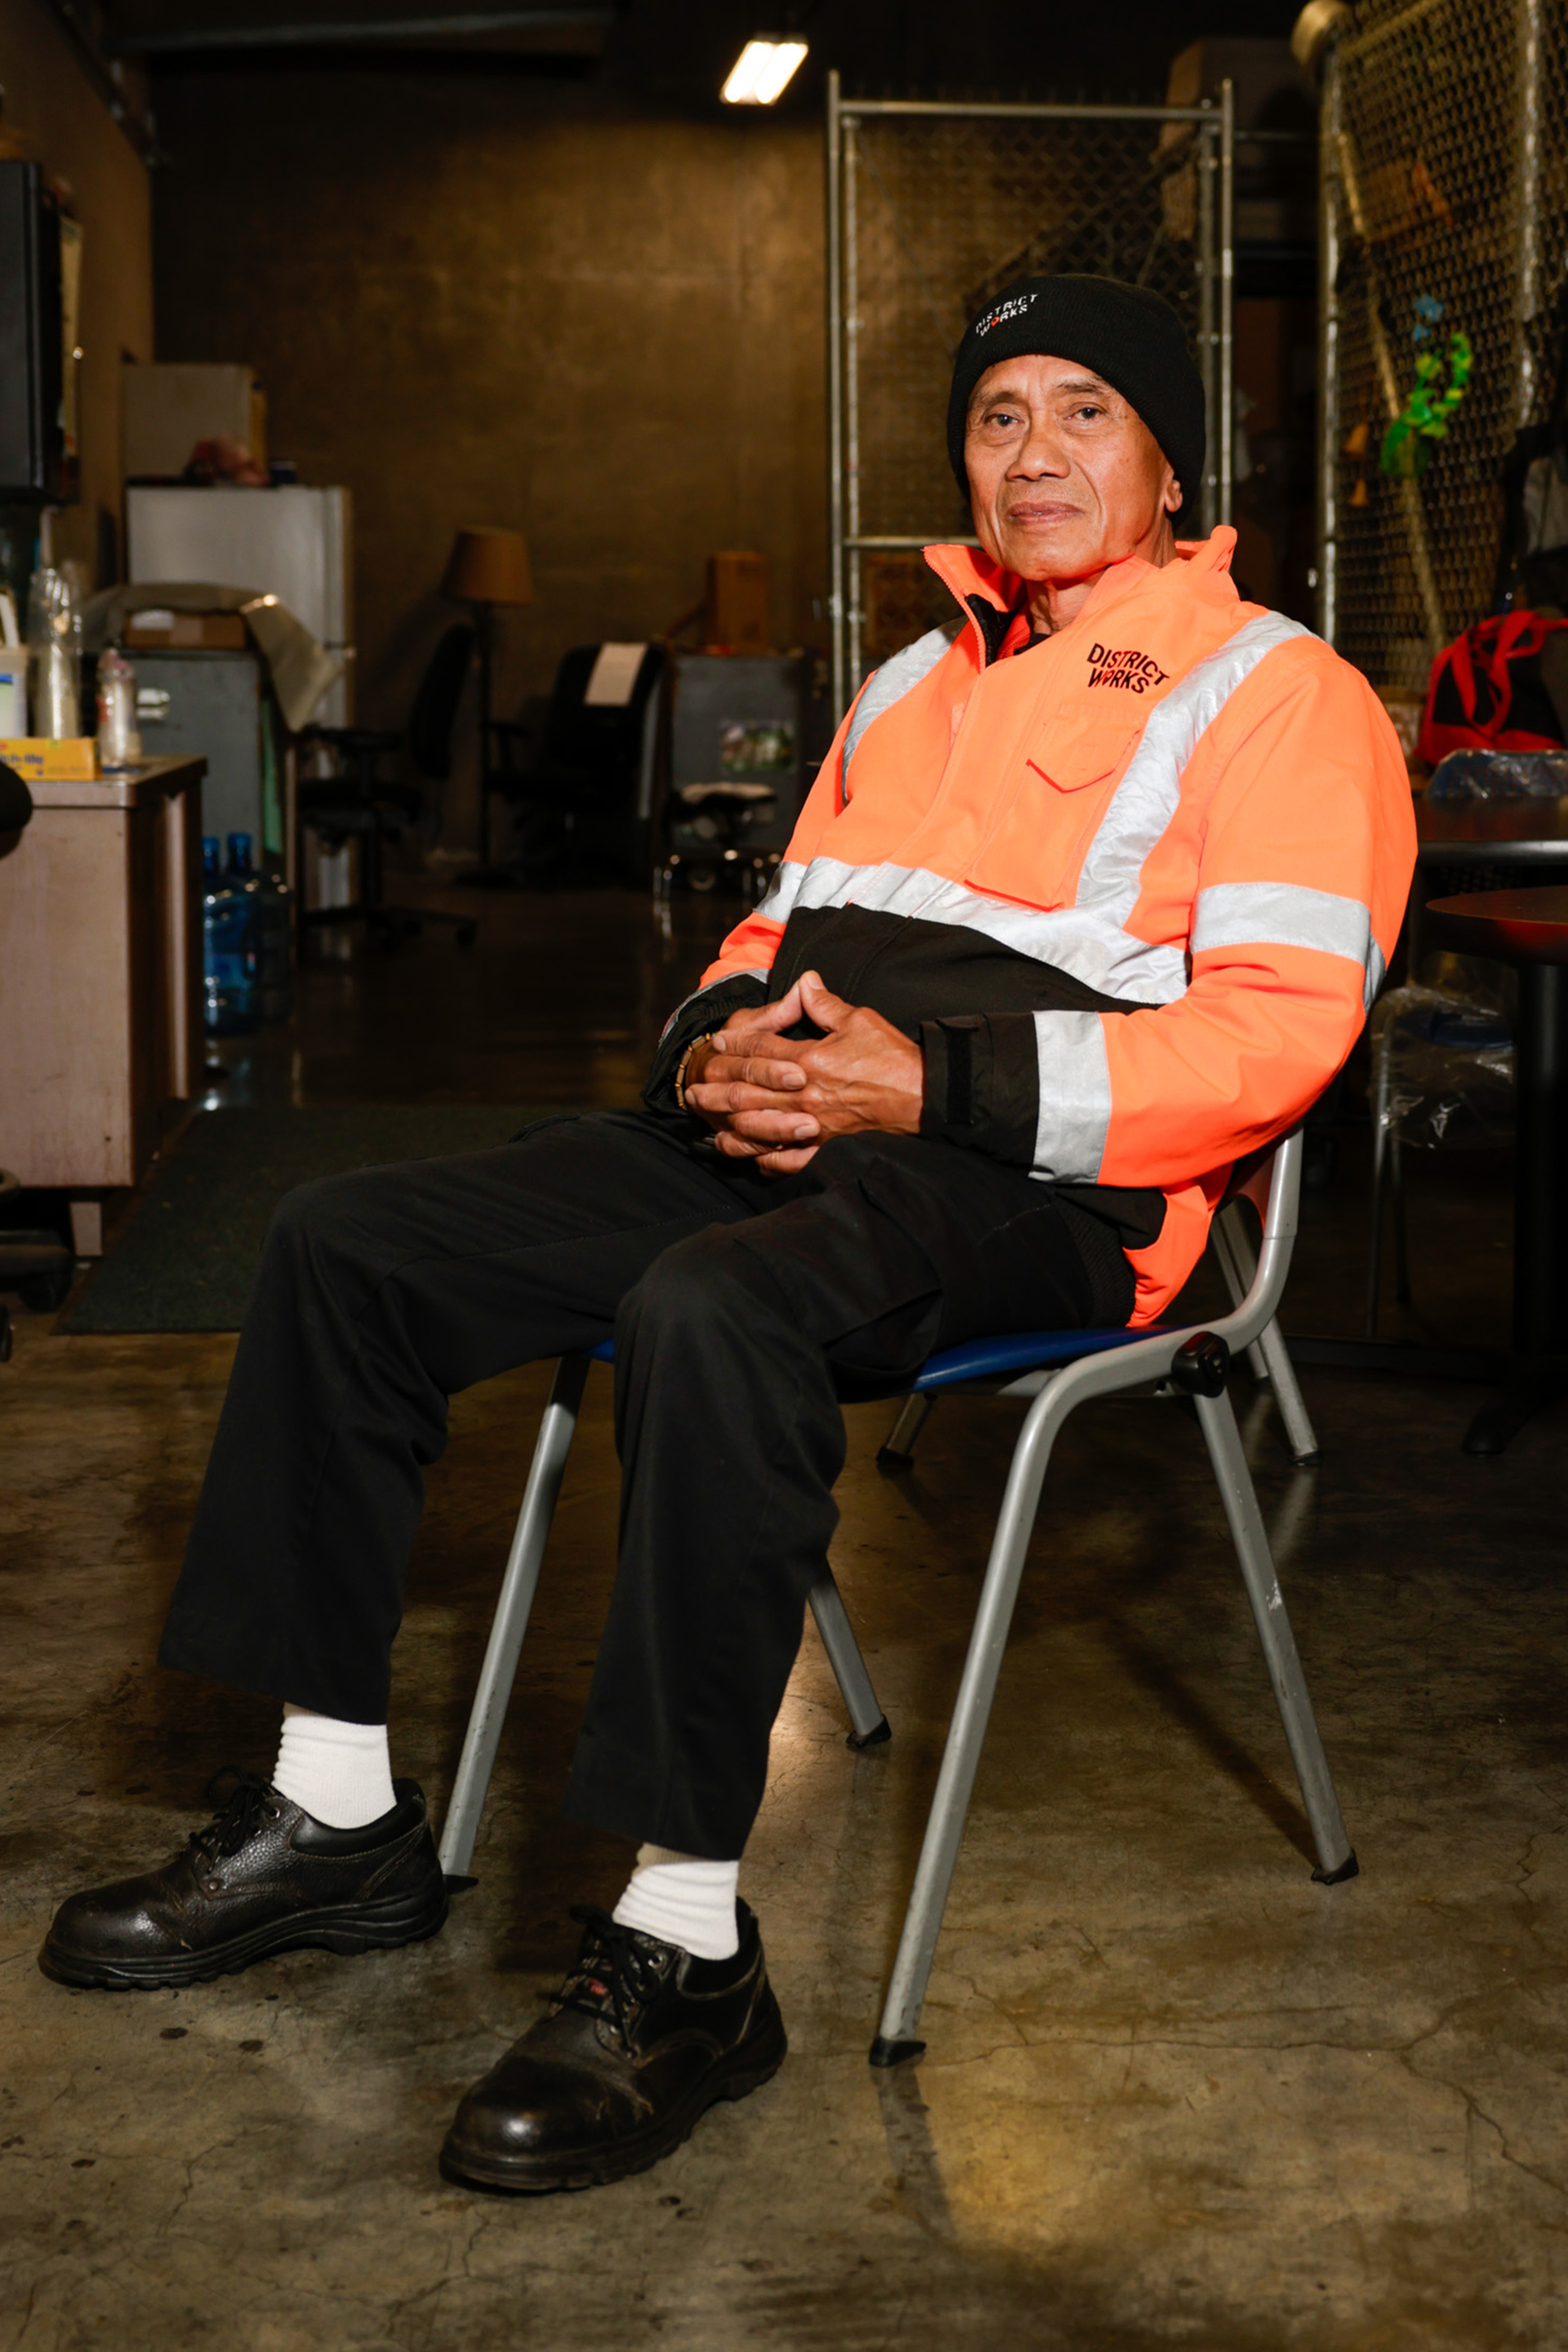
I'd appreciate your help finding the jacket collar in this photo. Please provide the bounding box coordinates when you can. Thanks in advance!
[924,528,1240,666]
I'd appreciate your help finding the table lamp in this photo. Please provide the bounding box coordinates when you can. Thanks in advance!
[442,525,535,789]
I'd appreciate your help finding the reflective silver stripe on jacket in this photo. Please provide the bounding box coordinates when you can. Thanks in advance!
[1192,878,1385,1009]
[753,860,808,925]
[1073,611,1312,930]
[840,626,955,788]
[783,855,1189,1002]
[1031,1010,1113,1182]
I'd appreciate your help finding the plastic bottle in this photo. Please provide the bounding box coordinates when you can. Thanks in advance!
[203,834,259,1034]
[0,645,28,737]
[256,867,295,1024]
[95,644,141,768]
[25,566,81,739]
[224,832,293,1023]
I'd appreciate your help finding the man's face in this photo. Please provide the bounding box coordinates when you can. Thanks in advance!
[964,353,1181,585]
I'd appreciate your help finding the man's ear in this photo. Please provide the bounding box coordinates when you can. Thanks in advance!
[1163,472,1183,516]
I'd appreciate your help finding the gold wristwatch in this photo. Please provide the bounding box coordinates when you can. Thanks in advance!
[673,1035,713,1113]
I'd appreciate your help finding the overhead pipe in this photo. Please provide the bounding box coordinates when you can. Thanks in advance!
[107,8,612,55]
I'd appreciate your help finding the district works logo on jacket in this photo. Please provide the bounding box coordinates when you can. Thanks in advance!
[1087,643,1170,693]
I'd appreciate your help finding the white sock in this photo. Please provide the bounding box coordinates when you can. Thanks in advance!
[271,1704,397,1830]
[611,1845,740,1962]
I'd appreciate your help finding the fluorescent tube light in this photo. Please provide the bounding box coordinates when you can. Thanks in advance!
[721,36,808,104]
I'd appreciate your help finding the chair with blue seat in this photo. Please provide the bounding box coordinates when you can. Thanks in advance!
[437,1128,1355,2066]
[877,1189,1321,1473]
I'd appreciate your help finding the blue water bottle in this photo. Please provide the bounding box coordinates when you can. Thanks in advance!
[203,833,259,1034]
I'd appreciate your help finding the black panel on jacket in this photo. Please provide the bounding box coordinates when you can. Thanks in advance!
[768,903,1135,1029]
[768,901,1166,1252]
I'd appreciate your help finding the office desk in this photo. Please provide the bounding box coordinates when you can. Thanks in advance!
[0,754,206,1240]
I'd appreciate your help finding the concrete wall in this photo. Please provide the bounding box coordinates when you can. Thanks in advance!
[0,0,154,586]
[151,71,826,849]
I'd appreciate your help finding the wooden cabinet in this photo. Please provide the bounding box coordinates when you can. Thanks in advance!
[0,755,205,1195]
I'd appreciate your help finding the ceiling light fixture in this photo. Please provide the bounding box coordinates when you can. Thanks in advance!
[721,36,808,104]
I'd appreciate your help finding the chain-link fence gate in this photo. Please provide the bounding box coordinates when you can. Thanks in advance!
[826,73,1236,717]
[1319,0,1568,685]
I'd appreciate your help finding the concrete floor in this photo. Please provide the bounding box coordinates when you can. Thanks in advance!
[3,886,1566,2350]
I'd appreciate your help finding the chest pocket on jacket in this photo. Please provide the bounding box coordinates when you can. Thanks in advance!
[964,714,1139,910]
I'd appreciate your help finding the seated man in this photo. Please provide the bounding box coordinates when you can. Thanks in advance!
[42,274,1414,2194]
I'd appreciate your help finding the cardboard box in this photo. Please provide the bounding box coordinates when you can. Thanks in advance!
[0,737,98,781]
[125,608,249,651]
[122,361,267,481]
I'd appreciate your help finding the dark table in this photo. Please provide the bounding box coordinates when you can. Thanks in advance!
[1286,795,1568,1440]
[1424,884,1568,1453]
[1415,791,1568,865]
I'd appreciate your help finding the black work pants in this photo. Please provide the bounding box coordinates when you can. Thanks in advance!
[159,1111,1112,1857]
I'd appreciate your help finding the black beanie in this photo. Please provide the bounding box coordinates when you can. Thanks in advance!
[946,274,1206,521]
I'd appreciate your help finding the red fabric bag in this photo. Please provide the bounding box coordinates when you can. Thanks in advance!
[1418,610,1568,762]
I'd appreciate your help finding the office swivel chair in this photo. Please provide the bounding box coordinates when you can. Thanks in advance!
[0,764,73,1360]
[299,624,478,946]
[487,642,664,885]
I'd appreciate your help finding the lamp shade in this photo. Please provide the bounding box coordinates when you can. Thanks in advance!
[443,525,534,606]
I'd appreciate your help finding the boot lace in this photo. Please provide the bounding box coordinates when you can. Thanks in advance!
[187,1766,280,1865]
[553,1904,671,2045]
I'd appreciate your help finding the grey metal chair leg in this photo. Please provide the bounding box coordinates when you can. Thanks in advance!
[1215,1205,1319,1465]
[870,1377,1071,2067]
[437,1352,590,1880]
[1192,1387,1356,1884]
[1212,1207,1270,1383]
[878,1392,934,1470]
[1252,1315,1320,1467]
[808,1566,890,1748]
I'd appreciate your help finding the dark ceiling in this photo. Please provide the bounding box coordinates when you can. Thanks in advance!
[96,0,1309,106]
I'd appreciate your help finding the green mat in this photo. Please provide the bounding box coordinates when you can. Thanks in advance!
[66,1105,579,1334]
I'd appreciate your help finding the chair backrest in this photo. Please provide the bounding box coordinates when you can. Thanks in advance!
[408,622,476,783]
[539,644,665,787]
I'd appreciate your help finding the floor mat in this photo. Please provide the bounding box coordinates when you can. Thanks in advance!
[64,1105,579,1333]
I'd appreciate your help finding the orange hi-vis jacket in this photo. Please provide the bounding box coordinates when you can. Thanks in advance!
[653,530,1416,1324]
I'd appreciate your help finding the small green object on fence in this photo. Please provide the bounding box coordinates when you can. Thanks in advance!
[1381,331,1474,480]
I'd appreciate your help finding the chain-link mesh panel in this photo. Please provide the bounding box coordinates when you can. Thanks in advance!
[836,103,1222,698]
[1330,0,1568,687]
[846,111,1213,550]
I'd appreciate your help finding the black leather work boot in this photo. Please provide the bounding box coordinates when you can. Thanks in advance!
[39,1769,449,1991]
[439,1898,786,2193]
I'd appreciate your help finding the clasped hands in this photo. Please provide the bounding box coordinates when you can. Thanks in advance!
[684,970,924,1175]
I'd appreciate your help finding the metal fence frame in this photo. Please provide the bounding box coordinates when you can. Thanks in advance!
[826,71,1236,717]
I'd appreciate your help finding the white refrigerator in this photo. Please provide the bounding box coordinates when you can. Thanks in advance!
[126,485,354,727]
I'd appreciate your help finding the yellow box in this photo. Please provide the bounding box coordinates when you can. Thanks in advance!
[0,737,100,782]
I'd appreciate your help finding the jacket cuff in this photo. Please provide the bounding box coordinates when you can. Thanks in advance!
[918,1013,1039,1165]
[642,975,770,1116]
